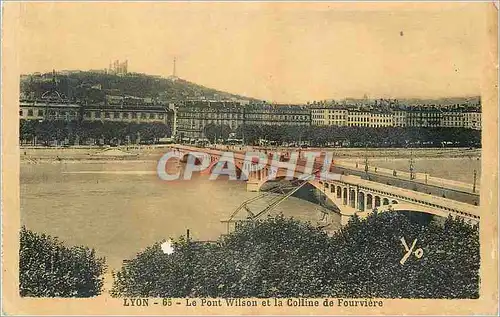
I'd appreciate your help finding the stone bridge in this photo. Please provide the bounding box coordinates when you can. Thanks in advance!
[308,176,479,226]
[167,144,480,225]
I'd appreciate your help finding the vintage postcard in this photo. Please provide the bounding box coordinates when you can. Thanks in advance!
[1,1,498,315]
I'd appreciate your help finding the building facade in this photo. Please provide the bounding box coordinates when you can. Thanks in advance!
[81,104,169,124]
[20,100,80,121]
[174,101,311,140]
[462,111,481,130]
[347,111,372,127]
[310,104,482,130]
[404,107,442,128]
[311,107,348,126]
[20,99,172,126]
[108,60,128,76]
[244,104,310,126]
[441,110,465,128]
[368,112,393,128]
[392,110,407,127]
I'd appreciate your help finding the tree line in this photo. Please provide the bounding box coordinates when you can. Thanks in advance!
[20,120,480,148]
[20,212,479,298]
[20,120,171,146]
[111,212,479,298]
[202,123,481,148]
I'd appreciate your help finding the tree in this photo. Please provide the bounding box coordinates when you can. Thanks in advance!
[326,212,479,298]
[203,123,231,142]
[235,124,262,145]
[20,120,36,144]
[19,227,106,297]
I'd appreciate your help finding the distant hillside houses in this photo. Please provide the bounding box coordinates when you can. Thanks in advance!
[20,70,259,104]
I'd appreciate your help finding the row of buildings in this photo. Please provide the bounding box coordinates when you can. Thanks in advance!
[19,101,169,125]
[310,106,481,130]
[19,91,170,125]
[19,94,482,141]
[173,102,481,139]
[173,101,310,139]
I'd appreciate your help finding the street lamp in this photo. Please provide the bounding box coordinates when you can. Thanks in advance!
[409,149,415,180]
[473,169,477,193]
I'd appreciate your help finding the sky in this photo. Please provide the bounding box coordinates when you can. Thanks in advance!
[14,2,492,103]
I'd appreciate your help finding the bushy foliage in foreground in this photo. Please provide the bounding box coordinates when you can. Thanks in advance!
[328,213,479,298]
[19,227,106,297]
[111,213,479,298]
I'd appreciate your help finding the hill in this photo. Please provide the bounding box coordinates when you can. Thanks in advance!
[20,71,261,104]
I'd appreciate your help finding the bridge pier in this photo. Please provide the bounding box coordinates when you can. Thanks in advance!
[246,180,260,192]
[339,208,357,226]
[246,167,261,192]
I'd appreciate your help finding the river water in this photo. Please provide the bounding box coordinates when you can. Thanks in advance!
[20,159,335,269]
[20,156,480,270]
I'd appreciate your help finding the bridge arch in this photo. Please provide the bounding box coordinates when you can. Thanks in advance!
[180,153,203,165]
[358,192,365,211]
[202,157,244,179]
[366,194,373,210]
[349,188,356,208]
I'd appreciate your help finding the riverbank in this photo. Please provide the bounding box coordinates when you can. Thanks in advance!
[20,145,481,162]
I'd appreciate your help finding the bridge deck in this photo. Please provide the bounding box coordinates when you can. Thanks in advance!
[335,160,479,193]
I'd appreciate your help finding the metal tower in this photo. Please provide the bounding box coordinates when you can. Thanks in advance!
[173,57,177,77]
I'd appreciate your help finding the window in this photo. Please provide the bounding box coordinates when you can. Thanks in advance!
[132,113,137,119]
[123,113,129,119]
[105,112,110,118]
[28,109,34,116]
[19,110,23,116]
[113,112,120,119]
[141,113,147,119]
[95,111,101,118]
[85,112,91,118]
[38,110,44,116]
[150,113,156,119]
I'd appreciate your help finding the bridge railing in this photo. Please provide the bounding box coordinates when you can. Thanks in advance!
[335,174,480,220]
[335,159,479,193]
[169,144,332,175]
